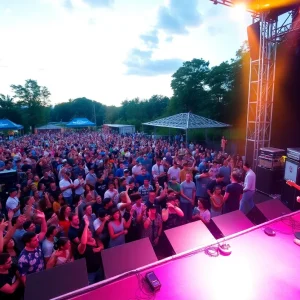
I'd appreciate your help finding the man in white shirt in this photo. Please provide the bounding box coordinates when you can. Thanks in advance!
[104,182,119,205]
[132,161,142,176]
[6,186,21,217]
[167,161,180,183]
[74,173,85,199]
[152,158,166,187]
[240,162,256,215]
[59,171,74,207]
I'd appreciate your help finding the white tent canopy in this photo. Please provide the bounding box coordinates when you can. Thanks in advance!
[143,112,230,143]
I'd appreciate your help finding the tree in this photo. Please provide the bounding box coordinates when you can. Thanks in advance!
[105,106,120,124]
[51,97,106,125]
[0,94,23,124]
[205,61,234,120]
[169,59,211,114]
[11,80,51,132]
[0,94,14,110]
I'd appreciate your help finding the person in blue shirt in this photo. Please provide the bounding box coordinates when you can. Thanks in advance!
[135,168,151,187]
[115,162,125,178]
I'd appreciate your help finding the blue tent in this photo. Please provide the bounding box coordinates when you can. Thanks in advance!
[66,118,96,128]
[0,119,23,130]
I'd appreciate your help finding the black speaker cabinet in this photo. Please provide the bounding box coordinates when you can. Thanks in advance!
[0,170,18,188]
[101,238,157,279]
[24,259,88,300]
[256,166,284,195]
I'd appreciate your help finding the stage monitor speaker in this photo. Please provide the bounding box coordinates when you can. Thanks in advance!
[24,258,88,300]
[247,21,260,61]
[0,170,18,188]
[212,210,254,237]
[101,238,157,279]
[163,221,216,255]
[256,198,292,220]
[256,166,284,195]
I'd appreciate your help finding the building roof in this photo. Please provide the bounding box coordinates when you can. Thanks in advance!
[66,118,96,128]
[143,113,230,129]
[104,124,135,128]
[36,124,62,130]
[0,119,23,130]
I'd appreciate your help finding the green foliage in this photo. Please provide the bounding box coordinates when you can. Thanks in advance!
[51,97,106,126]
[169,59,211,114]
[117,95,169,130]
[10,79,51,132]
[0,94,22,124]
[168,44,249,135]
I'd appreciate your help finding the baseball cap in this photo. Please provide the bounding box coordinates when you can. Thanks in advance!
[148,203,157,210]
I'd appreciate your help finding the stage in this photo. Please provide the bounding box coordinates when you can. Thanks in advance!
[55,211,300,300]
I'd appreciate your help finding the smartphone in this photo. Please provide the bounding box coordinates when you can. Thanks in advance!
[24,205,37,214]
[0,213,6,222]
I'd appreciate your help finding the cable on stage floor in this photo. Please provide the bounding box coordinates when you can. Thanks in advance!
[204,246,219,257]
[128,272,157,300]
[278,215,300,234]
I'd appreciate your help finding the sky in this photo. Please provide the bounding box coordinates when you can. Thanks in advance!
[0,0,250,106]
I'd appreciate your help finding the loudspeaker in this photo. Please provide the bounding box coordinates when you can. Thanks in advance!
[212,210,254,237]
[256,198,292,220]
[0,170,18,188]
[247,21,260,61]
[256,166,284,195]
[24,259,88,300]
[281,183,300,211]
[163,221,216,255]
[101,238,157,279]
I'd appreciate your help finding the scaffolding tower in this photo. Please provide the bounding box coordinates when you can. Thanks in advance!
[210,1,300,167]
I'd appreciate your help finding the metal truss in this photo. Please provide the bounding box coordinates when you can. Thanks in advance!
[246,9,300,168]
[210,0,300,167]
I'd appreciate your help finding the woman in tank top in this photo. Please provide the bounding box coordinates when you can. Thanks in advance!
[46,237,73,269]
[108,208,132,248]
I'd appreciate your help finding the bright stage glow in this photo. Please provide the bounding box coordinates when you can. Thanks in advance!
[230,3,247,23]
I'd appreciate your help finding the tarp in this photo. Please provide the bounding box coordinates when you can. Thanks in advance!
[0,119,23,130]
[66,118,96,128]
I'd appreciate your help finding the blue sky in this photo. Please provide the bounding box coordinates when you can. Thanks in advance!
[0,0,250,106]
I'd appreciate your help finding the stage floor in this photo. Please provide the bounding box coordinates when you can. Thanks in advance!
[68,212,300,300]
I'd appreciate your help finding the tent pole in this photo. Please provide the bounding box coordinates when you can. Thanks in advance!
[186,129,188,146]
[186,111,190,146]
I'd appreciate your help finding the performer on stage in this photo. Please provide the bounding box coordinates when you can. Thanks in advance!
[286,180,300,203]
[240,162,256,215]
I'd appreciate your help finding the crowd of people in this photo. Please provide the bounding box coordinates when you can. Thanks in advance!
[0,130,256,299]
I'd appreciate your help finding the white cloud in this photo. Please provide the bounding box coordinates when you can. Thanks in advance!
[0,0,252,107]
